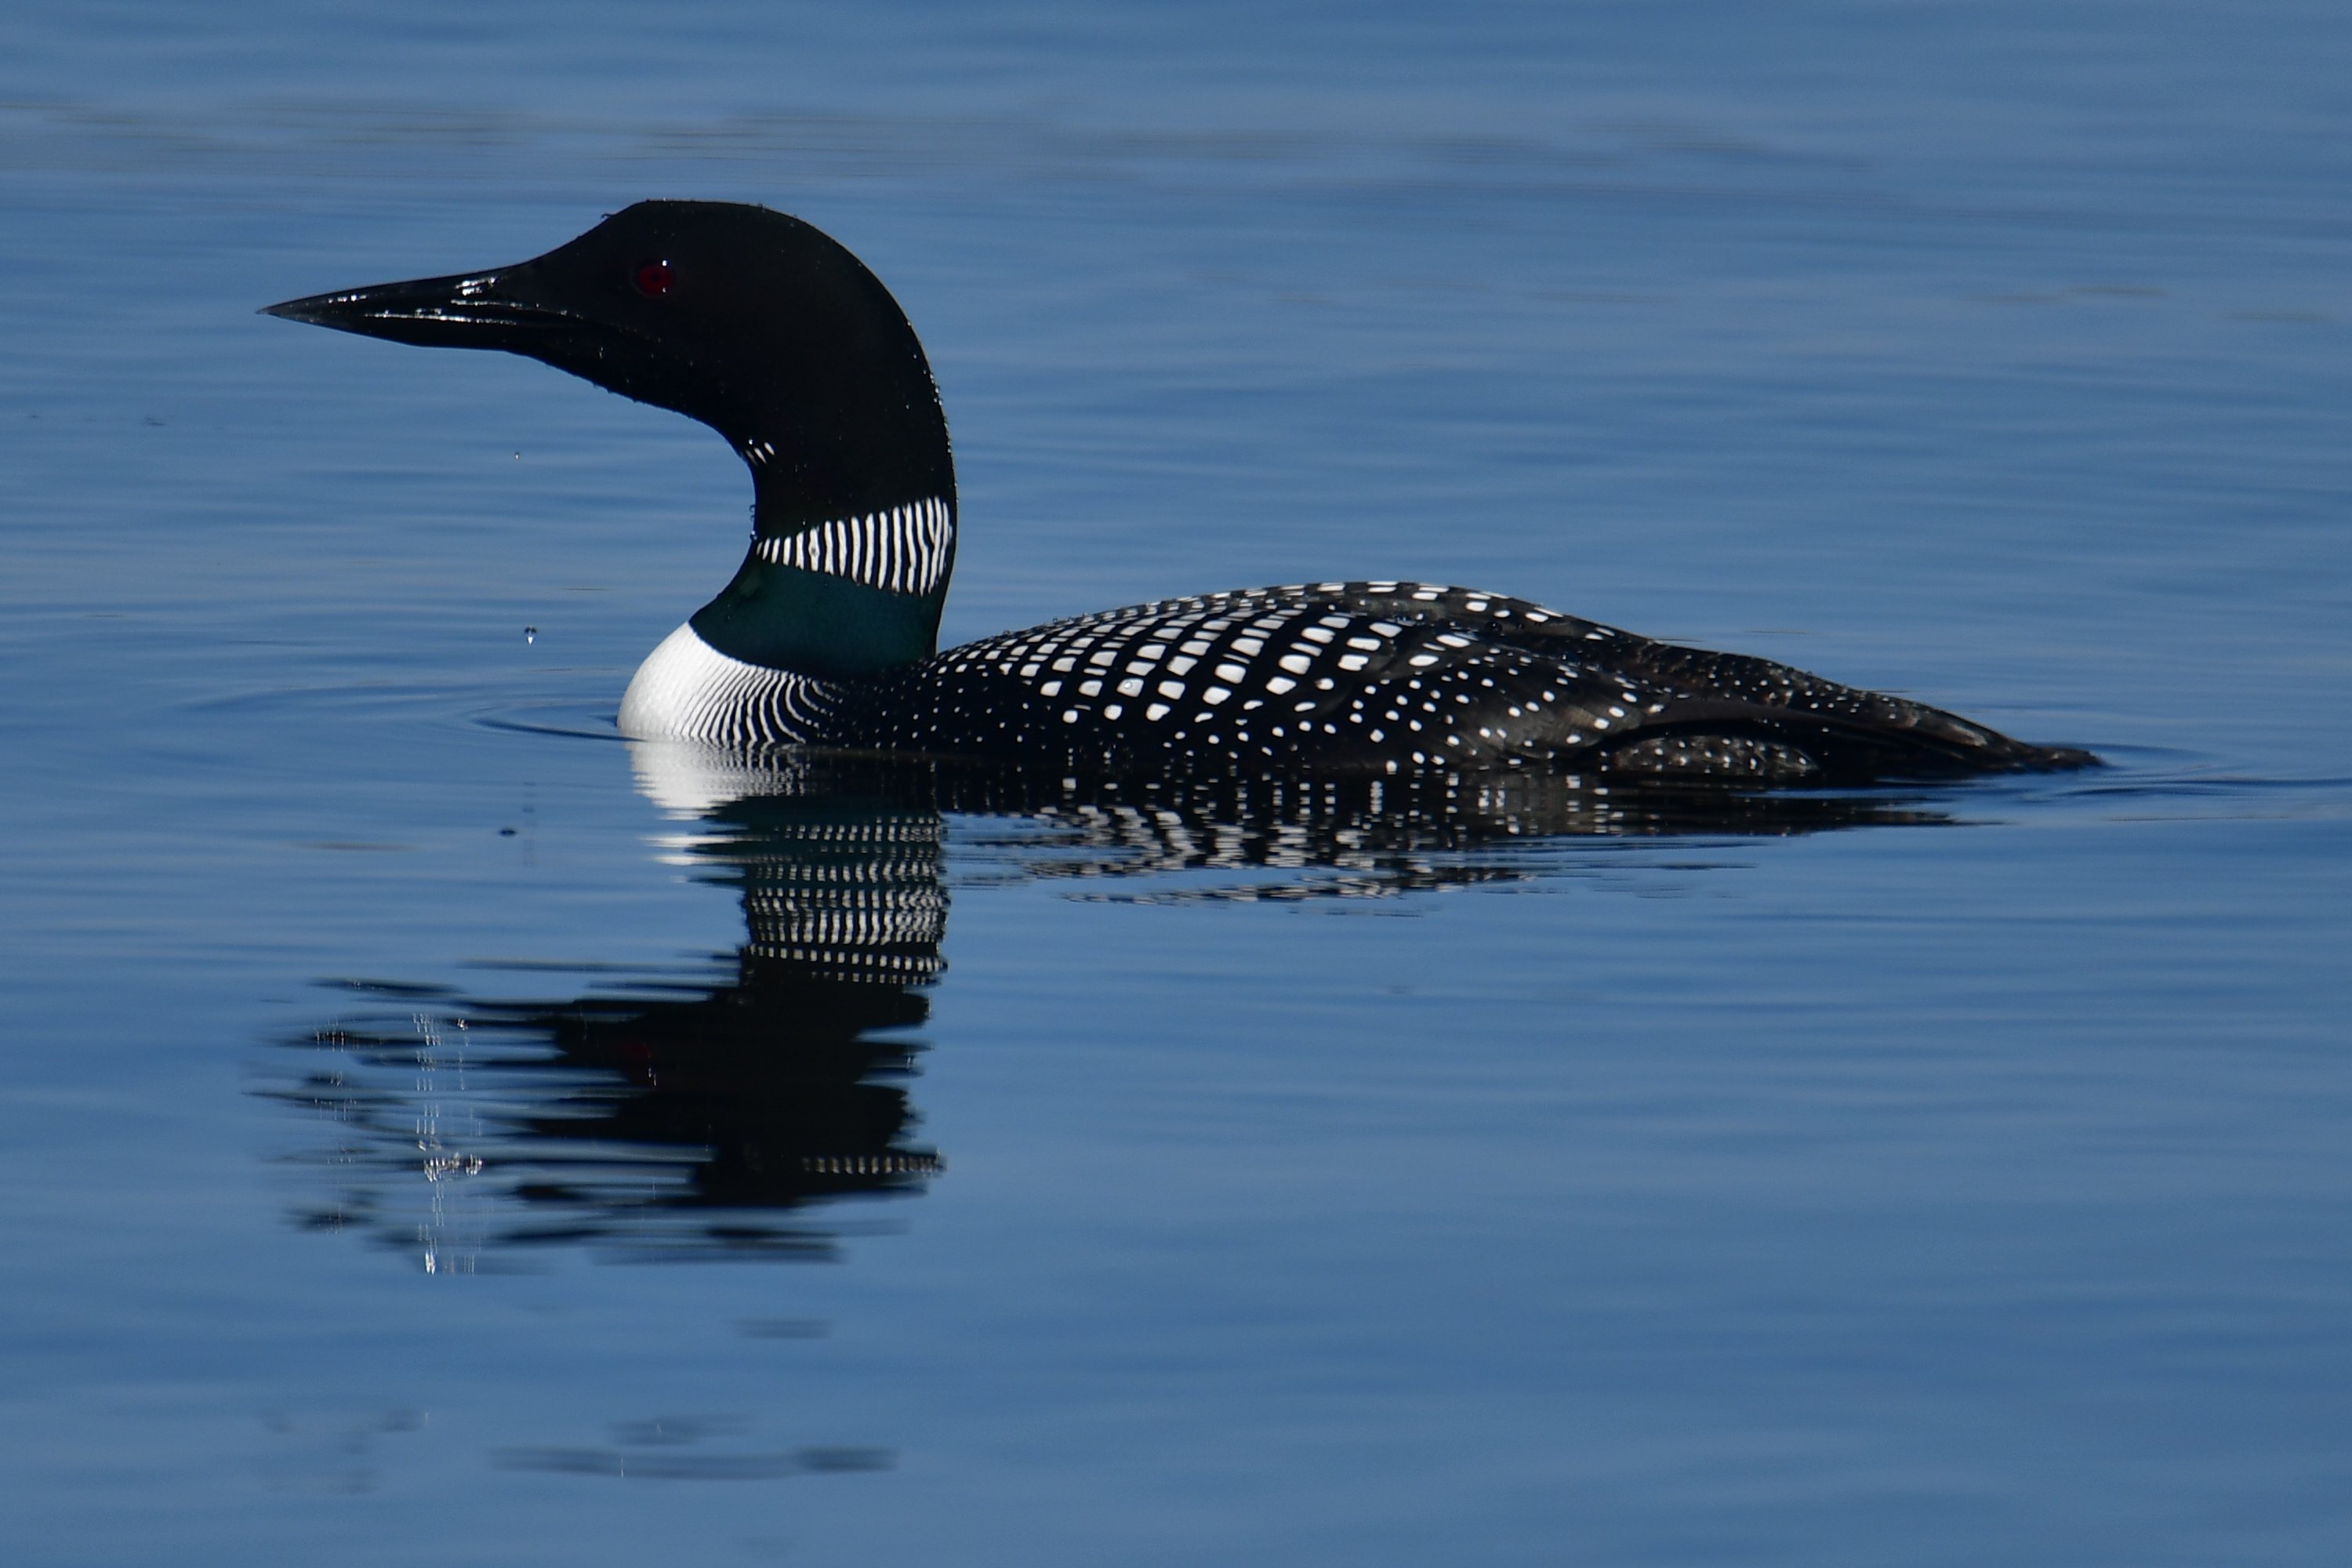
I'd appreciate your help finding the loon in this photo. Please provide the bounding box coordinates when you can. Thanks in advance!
[265,200,2092,785]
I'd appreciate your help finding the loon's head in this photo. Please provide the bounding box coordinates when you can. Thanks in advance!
[263,201,953,539]
[268,201,960,679]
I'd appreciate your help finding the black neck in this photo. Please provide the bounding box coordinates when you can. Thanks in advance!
[734,411,953,543]
[691,558,944,679]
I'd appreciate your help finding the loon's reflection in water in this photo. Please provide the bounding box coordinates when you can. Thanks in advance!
[264,748,1954,1269]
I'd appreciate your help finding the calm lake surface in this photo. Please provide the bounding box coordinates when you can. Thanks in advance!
[4,3,2350,1563]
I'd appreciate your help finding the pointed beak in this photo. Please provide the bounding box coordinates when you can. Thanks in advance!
[260,267,575,350]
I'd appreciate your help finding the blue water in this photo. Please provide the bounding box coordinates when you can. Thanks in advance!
[5,3,2350,1563]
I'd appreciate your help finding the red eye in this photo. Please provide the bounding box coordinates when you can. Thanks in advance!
[633,260,673,297]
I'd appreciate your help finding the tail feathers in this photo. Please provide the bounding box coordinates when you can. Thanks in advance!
[1542,637,2096,783]
[1596,697,2096,785]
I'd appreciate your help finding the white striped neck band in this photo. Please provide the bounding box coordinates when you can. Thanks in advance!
[753,496,954,597]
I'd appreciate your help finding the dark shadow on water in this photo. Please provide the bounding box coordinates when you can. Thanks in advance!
[260,750,1962,1271]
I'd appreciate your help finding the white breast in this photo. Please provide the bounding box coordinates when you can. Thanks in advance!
[618,621,834,746]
